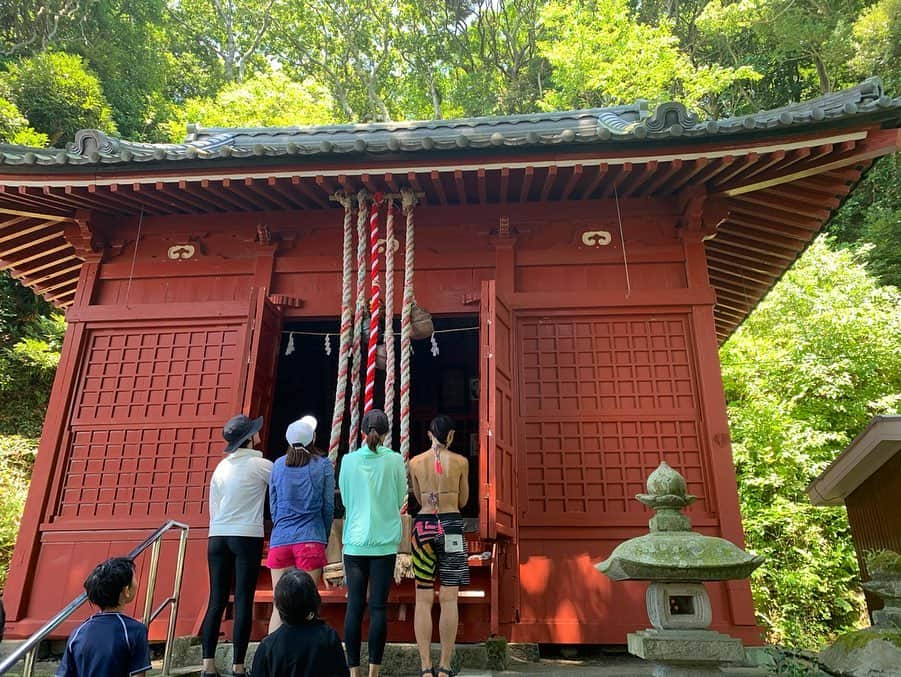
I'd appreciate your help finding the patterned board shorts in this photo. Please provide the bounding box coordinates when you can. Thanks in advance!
[411,513,470,588]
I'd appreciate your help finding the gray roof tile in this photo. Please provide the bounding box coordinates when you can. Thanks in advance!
[0,78,898,168]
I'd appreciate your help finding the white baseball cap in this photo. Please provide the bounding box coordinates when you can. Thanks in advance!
[300,415,318,431]
[285,419,315,447]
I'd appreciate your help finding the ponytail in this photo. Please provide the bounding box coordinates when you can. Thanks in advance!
[286,443,311,467]
[365,428,381,451]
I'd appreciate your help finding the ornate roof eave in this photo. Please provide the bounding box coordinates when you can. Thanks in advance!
[0,78,897,170]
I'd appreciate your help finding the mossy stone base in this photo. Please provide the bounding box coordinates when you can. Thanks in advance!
[820,628,901,676]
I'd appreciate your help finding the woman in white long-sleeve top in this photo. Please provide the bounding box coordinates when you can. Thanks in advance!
[199,414,273,677]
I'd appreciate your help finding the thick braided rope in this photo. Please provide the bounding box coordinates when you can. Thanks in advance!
[383,201,396,449]
[399,189,416,513]
[328,193,355,462]
[348,190,369,450]
[364,193,383,414]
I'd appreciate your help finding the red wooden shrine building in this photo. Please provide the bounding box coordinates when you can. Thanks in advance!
[1,78,899,647]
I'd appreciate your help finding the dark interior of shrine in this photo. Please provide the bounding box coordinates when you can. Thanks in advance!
[268,315,481,518]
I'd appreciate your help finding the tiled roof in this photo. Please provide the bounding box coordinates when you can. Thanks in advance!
[0,78,898,168]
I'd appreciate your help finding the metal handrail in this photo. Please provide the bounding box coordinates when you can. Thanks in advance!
[0,519,189,677]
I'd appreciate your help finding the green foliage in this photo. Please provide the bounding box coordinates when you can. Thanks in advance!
[170,70,336,135]
[0,434,36,589]
[3,50,117,145]
[722,238,901,647]
[850,0,901,91]
[538,0,759,114]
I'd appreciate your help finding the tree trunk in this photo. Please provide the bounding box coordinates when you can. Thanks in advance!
[814,55,831,94]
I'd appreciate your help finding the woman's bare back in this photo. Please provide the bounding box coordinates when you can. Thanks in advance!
[409,448,469,514]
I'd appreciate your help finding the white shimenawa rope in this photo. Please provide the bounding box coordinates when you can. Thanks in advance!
[328,192,355,463]
[348,190,370,451]
[383,200,397,449]
[399,188,417,512]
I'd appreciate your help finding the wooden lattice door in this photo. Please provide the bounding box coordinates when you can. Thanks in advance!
[479,280,516,540]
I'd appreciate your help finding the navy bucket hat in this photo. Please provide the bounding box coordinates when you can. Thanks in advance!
[222,414,264,453]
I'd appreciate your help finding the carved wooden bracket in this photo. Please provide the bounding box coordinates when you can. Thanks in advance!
[268,294,305,308]
[677,187,729,240]
[489,216,519,247]
[63,209,104,260]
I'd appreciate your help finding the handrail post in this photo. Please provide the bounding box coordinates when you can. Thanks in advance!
[142,538,162,626]
[161,526,189,676]
[22,648,35,677]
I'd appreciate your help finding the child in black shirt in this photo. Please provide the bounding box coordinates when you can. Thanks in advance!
[252,568,348,677]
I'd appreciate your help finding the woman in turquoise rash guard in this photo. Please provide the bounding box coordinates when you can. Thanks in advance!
[338,409,407,677]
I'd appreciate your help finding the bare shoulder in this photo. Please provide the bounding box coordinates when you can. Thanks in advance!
[451,452,469,469]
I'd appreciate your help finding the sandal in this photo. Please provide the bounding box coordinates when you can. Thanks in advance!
[437,669,455,677]
[420,669,435,677]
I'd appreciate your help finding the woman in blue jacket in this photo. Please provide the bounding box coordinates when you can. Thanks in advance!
[267,416,335,633]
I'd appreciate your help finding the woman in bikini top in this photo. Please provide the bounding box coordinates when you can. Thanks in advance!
[410,415,469,517]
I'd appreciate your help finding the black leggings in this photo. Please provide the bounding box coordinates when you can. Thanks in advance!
[200,536,263,664]
[343,554,396,667]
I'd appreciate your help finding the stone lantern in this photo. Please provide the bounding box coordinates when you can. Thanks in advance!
[596,462,764,676]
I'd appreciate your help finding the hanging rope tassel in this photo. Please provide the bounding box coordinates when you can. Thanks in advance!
[399,188,417,513]
[328,193,355,463]
[348,190,370,450]
[365,193,383,414]
[384,201,397,449]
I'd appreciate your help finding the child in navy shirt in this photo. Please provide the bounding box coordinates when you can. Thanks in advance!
[252,569,348,677]
[57,557,152,677]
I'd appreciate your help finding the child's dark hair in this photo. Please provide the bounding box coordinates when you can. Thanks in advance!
[285,443,324,468]
[429,414,455,446]
[274,569,321,625]
[83,557,135,609]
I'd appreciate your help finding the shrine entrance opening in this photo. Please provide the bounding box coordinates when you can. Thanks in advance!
[266,315,481,520]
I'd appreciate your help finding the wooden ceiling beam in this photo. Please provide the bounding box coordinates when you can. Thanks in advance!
[477,168,487,205]
[0,205,69,221]
[705,244,786,275]
[154,182,209,213]
[733,193,830,220]
[714,232,798,262]
[406,172,424,196]
[718,222,808,250]
[619,160,657,197]
[559,165,583,201]
[131,183,190,213]
[666,157,710,193]
[1,187,67,215]
[360,174,379,195]
[580,163,608,200]
[1,242,71,269]
[519,166,534,202]
[725,216,816,242]
[244,178,291,210]
[23,262,82,287]
[430,170,448,206]
[90,185,142,213]
[713,286,759,308]
[0,216,31,231]
[10,254,78,279]
[63,186,127,214]
[539,166,558,201]
[499,168,510,204]
[603,163,632,197]
[716,150,784,187]
[0,230,65,258]
[295,177,329,209]
[762,185,841,209]
[107,185,164,215]
[642,159,682,196]
[714,302,752,322]
[793,175,853,194]
[694,155,736,186]
[729,203,821,230]
[221,178,268,211]
[711,153,759,187]
[454,170,468,205]
[706,262,773,288]
[709,278,771,301]
[720,129,899,197]
[37,275,80,294]
[200,180,251,211]
[161,182,222,212]
[383,173,399,193]
[45,286,76,303]
[266,178,308,209]
[0,219,57,245]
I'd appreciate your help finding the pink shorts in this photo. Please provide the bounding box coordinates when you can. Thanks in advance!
[266,542,328,571]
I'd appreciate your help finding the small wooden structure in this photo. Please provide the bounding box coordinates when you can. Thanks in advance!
[1,78,899,646]
[808,415,901,617]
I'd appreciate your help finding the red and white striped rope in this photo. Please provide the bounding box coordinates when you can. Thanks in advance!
[328,193,355,463]
[383,201,396,449]
[364,193,383,414]
[347,190,369,450]
[399,189,417,513]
